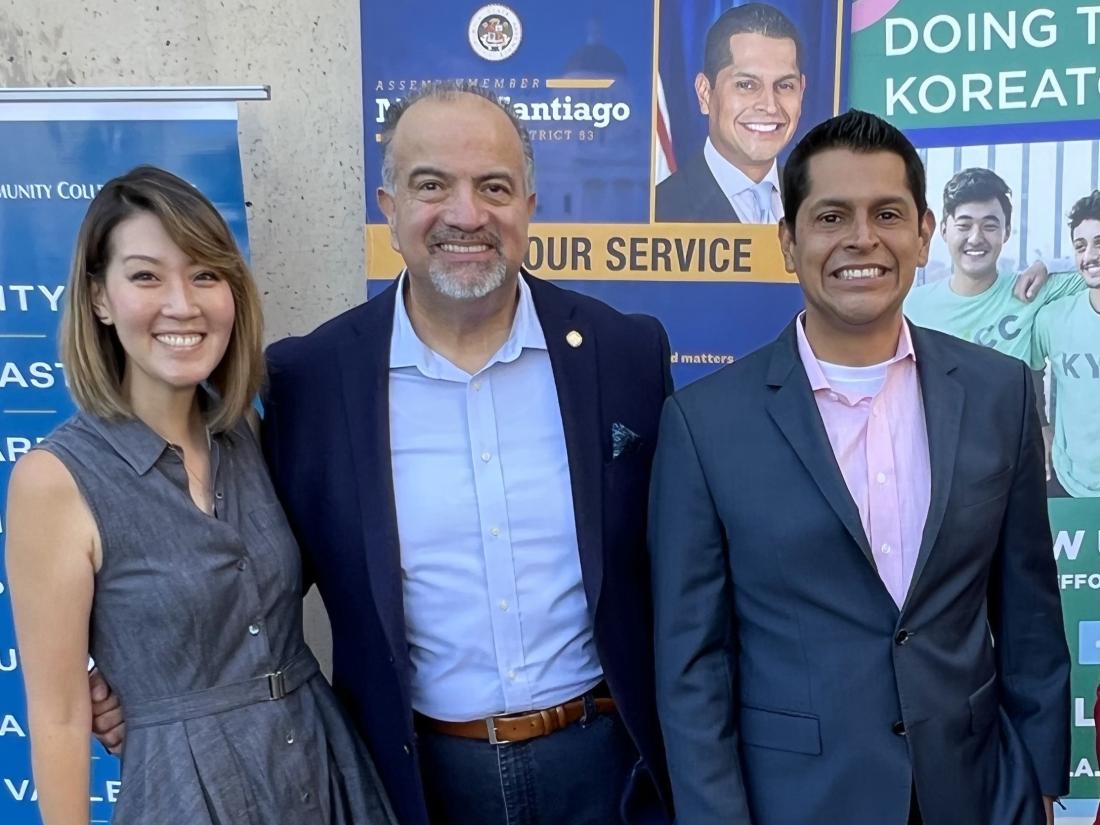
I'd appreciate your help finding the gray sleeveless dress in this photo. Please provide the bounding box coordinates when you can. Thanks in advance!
[38,411,395,825]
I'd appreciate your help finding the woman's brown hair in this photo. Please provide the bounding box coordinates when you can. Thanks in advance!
[60,166,264,432]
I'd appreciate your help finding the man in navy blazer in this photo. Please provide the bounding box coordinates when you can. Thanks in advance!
[263,83,672,825]
[649,111,1069,824]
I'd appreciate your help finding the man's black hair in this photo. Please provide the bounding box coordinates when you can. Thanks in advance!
[942,168,1013,230]
[781,109,927,234]
[1068,190,1100,236]
[702,3,802,81]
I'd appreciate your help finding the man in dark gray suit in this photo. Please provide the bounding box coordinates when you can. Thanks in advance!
[649,110,1069,824]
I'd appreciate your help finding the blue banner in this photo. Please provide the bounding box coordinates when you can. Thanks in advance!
[0,100,249,825]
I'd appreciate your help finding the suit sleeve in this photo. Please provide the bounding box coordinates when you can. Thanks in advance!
[259,353,283,492]
[988,359,1071,797]
[648,396,752,825]
[654,316,674,398]
[260,349,317,595]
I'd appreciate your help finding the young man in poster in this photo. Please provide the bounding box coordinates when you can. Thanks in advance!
[1030,190,1100,498]
[904,167,1085,475]
[904,168,1084,359]
[655,3,804,224]
[649,110,1069,825]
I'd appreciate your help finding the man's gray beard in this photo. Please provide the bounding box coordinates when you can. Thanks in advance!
[428,259,508,300]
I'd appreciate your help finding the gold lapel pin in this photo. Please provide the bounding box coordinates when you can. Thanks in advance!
[566,330,583,348]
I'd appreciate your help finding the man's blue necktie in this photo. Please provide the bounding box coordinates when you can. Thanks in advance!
[751,180,773,223]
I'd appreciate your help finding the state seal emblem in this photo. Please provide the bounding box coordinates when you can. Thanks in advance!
[468,5,522,62]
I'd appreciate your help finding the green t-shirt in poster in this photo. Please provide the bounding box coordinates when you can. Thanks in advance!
[1031,292,1100,498]
[904,272,1085,366]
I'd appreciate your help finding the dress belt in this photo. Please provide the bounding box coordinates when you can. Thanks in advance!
[418,695,616,745]
[126,648,320,729]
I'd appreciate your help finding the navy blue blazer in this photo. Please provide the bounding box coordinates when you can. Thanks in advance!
[649,319,1070,825]
[263,274,673,825]
[655,151,740,223]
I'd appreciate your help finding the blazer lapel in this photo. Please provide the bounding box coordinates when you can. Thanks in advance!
[904,327,964,606]
[337,280,410,683]
[765,322,875,567]
[527,275,605,618]
[696,153,741,223]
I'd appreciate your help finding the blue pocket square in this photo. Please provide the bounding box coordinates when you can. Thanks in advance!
[611,422,641,459]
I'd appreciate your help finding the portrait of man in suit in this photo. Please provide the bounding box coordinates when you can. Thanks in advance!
[649,110,1069,824]
[655,2,805,224]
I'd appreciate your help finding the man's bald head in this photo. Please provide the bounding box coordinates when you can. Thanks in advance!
[379,81,535,196]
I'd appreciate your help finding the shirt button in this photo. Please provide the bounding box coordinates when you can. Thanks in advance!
[829,392,839,401]
[880,543,892,555]
[301,791,312,803]
[237,558,248,571]
[872,405,881,417]
[248,623,261,636]
[499,599,509,611]
[490,527,501,537]
[285,731,295,745]
[507,669,517,681]
[876,472,887,484]
[472,380,482,391]
[480,451,492,462]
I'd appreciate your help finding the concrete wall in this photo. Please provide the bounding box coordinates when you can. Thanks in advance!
[0,0,369,673]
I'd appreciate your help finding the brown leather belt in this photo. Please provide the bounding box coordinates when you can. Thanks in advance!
[419,696,616,745]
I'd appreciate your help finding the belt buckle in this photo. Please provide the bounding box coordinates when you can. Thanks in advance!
[267,670,287,700]
[486,717,510,746]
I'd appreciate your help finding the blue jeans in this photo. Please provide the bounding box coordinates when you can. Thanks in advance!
[417,698,637,825]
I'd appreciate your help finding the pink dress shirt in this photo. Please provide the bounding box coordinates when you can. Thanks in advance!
[795,318,932,608]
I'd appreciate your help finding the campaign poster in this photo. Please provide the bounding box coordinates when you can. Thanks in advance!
[361,1,849,386]
[0,99,249,825]
[851,1,1100,818]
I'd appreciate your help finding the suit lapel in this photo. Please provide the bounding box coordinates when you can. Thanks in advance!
[336,280,410,682]
[527,275,605,618]
[694,152,741,223]
[904,327,964,607]
[765,322,875,567]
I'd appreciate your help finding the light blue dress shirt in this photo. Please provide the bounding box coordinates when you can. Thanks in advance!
[703,137,784,223]
[388,273,603,722]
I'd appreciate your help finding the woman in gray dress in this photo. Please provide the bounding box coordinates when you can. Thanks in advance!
[5,166,395,825]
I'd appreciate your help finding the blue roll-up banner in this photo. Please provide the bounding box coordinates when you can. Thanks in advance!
[0,98,250,825]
